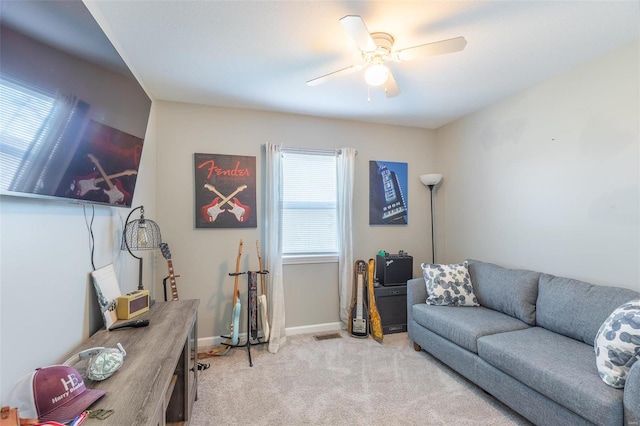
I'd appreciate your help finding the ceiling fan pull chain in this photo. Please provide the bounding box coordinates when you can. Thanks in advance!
[367,85,371,103]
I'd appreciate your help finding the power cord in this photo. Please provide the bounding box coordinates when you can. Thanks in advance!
[83,203,96,270]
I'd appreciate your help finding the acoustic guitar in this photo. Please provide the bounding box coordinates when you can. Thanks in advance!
[349,260,368,338]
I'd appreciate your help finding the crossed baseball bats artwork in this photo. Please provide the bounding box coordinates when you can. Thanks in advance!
[201,184,250,223]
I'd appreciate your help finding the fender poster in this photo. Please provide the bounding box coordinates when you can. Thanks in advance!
[194,153,257,228]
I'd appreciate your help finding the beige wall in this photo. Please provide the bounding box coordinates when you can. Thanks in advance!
[0,105,158,400]
[153,103,436,339]
[2,34,636,404]
[435,41,639,290]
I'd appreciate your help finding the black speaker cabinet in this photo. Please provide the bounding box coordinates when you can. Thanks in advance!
[376,254,413,286]
[373,284,407,334]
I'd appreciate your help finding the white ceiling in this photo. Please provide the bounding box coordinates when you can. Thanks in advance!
[85,1,639,129]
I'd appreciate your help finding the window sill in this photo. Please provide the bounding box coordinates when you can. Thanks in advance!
[283,254,339,265]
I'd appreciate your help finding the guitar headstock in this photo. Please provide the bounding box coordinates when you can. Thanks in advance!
[356,260,366,274]
[234,239,244,272]
[238,239,244,255]
[159,242,171,260]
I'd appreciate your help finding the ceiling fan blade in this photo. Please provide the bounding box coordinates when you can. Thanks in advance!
[383,71,401,98]
[393,36,467,62]
[306,64,363,86]
[339,15,376,52]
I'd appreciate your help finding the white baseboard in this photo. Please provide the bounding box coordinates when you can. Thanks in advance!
[197,322,344,350]
[284,321,344,336]
[198,335,226,350]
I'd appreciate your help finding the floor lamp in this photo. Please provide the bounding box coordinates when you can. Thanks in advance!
[121,205,162,291]
[420,174,442,264]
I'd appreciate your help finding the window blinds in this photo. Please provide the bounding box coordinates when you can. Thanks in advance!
[282,151,338,255]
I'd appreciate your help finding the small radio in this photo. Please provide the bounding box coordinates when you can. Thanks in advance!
[117,290,150,320]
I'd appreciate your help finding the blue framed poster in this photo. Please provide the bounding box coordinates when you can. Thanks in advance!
[369,160,408,225]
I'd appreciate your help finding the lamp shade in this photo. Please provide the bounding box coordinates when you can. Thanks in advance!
[420,174,443,187]
[121,206,162,252]
[365,64,390,86]
[121,218,162,251]
[121,205,162,291]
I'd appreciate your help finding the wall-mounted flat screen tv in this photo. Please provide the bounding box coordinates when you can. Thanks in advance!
[0,1,152,208]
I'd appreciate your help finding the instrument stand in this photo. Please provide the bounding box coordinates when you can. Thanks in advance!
[162,276,169,302]
[221,270,269,367]
[162,274,181,302]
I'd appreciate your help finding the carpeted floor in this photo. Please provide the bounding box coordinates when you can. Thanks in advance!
[192,331,531,425]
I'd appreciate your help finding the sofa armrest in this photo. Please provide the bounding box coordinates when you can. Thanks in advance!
[407,277,426,338]
[625,361,640,426]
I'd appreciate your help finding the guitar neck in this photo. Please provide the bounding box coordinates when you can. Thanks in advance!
[88,154,115,190]
[232,240,243,305]
[356,275,364,319]
[204,184,246,207]
[350,262,368,337]
[256,241,266,294]
[95,170,136,184]
[166,259,179,301]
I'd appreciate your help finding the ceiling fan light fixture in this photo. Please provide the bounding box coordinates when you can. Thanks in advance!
[308,16,466,98]
[365,64,389,86]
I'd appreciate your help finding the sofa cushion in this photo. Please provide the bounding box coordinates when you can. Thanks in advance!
[477,327,624,426]
[536,274,640,345]
[412,304,529,353]
[595,299,640,388]
[421,262,480,306]
[466,260,539,326]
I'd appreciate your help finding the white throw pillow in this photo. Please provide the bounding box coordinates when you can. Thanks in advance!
[594,299,640,388]
[421,261,480,307]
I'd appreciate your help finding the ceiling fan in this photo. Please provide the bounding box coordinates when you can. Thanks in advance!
[307,15,467,98]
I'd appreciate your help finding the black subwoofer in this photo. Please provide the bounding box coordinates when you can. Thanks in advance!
[373,284,407,334]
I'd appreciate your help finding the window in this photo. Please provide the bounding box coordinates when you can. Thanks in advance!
[0,77,55,191]
[0,77,89,195]
[282,150,338,262]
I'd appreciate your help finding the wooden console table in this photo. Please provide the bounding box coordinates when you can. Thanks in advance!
[65,300,199,425]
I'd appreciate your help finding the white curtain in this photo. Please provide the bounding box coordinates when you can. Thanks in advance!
[337,148,356,326]
[265,142,286,353]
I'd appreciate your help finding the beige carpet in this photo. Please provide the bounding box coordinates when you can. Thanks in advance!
[192,331,531,425]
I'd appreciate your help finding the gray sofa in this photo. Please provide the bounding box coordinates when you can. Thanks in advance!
[407,259,640,426]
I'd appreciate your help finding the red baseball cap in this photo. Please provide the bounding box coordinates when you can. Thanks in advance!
[8,365,106,422]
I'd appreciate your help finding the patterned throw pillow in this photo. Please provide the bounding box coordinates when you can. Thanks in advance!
[421,261,480,307]
[594,299,640,388]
